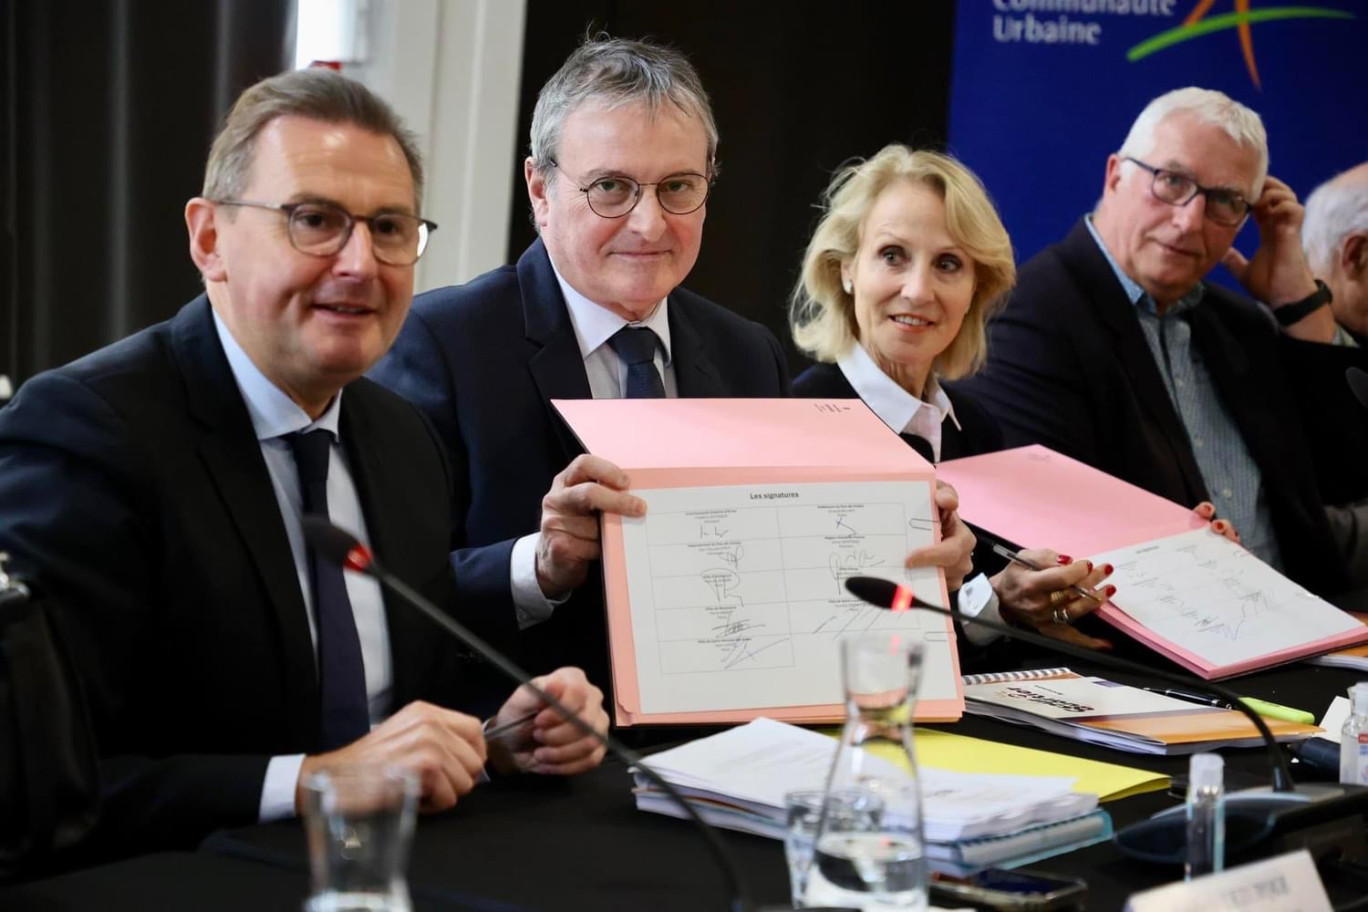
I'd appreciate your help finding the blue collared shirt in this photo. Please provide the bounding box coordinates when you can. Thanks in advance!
[212,310,393,820]
[1083,216,1282,569]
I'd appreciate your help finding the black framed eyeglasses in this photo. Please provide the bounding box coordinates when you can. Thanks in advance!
[212,200,438,265]
[546,159,713,218]
[1121,157,1251,228]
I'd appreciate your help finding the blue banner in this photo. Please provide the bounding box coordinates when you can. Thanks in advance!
[948,0,1368,265]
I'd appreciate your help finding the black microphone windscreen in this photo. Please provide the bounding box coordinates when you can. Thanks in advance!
[844,576,900,607]
[1347,366,1368,410]
[300,515,362,568]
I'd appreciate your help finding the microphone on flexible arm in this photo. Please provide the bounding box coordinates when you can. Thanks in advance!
[843,576,1368,868]
[301,517,850,912]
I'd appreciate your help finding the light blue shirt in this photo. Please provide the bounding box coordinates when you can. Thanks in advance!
[1083,217,1282,569]
[212,311,393,821]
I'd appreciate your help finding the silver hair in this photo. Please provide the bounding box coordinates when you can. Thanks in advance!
[528,35,718,179]
[1118,87,1269,198]
[1303,165,1368,275]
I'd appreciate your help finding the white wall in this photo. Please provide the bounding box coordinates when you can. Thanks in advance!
[320,0,528,292]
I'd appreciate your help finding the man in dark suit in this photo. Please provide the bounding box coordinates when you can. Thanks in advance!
[370,38,792,695]
[954,87,1351,596]
[0,70,607,858]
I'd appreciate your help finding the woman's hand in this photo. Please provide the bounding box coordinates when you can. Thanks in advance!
[990,548,1114,651]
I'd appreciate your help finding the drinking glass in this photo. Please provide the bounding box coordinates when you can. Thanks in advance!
[301,765,418,912]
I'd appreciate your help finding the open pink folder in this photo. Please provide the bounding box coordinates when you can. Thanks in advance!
[552,398,964,726]
[937,445,1368,679]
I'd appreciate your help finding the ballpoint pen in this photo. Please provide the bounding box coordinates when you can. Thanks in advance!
[990,542,1103,604]
[485,710,540,740]
[1142,687,1317,725]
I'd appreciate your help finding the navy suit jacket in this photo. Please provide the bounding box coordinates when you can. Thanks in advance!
[0,298,503,857]
[370,239,791,694]
[952,219,1349,596]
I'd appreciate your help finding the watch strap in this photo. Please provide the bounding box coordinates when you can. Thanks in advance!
[1274,279,1333,327]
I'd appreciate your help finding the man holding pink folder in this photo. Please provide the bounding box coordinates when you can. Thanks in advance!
[372,38,980,700]
[956,88,1353,597]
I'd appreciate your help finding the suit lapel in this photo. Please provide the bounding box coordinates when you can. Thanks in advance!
[669,294,729,397]
[519,240,592,460]
[170,298,321,745]
[1061,222,1208,500]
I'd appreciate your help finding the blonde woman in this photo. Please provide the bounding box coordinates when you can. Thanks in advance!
[791,146,1114,649]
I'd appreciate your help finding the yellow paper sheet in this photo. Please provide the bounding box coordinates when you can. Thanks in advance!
[846,729,1169,802]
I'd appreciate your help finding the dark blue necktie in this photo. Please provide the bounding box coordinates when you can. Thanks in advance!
[608,326,666,398]
[287,430,370,750]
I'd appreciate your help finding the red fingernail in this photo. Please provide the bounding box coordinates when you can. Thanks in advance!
[1214,521,1226,531]
[1057,555,1073,565]
[1103,564,1114,575]
[1104,584,1117,597]
[1084,561,1093,573]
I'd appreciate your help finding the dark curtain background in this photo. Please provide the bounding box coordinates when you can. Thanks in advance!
[1,0,292,390]
[508,0,958,373]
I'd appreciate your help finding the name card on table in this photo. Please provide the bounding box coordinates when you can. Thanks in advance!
[1124,849,1331,912]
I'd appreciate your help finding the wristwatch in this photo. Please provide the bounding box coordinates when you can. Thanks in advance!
[1273,279,1333,327]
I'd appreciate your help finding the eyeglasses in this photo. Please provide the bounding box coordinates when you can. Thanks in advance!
[1121,157,1251,228]
[212,200,438,265]
[546,159,713,218]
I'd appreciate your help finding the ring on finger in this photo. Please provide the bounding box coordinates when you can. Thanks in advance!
[1051,606,1070,625]
[1048,589,1070,606]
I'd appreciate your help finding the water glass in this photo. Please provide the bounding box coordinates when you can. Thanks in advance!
[785,789,883,908]
[302,765,418,912]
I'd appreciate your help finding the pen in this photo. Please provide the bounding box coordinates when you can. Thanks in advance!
[990,542,1103,604]
[485,710,539,741]
[1143,687,1316,725]
[1141,686,1235,709]
[1239,697,1316,726]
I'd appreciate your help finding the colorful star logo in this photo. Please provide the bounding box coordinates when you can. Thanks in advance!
[1128,1,1355,89]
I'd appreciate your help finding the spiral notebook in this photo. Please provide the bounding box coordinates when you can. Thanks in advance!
[962,667,1320,755]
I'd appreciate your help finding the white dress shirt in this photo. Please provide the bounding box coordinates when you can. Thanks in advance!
[508,256,676,627]
[834,344,1001,645]
[212,312,392,822]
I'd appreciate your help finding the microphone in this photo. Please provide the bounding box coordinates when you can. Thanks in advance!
[302,517,841,912]
[1347,366,1368,411]
[843,576,1368,867]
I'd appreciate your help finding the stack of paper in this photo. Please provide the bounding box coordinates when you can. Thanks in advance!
[633,718,1109,874]
[962,668,1320,754]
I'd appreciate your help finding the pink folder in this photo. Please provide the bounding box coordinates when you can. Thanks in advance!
[552,398,964,725]
[937,445,1368,679]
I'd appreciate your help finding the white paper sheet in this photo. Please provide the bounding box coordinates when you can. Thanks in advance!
[621,481,956,715]
[1092,529,1361,668]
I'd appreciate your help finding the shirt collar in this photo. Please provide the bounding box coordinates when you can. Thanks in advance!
[212,309,343,442]
[1084,214,1205,316]
[547,253,673,366]
[835,343,960,435]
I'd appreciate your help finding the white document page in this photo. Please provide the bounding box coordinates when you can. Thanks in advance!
[1092,529,1361,668]
[621,481,954,715]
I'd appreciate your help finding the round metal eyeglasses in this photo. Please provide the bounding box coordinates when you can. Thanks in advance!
[1121,157,1251,228]
[547,159,713,218]
[213,200,438,265]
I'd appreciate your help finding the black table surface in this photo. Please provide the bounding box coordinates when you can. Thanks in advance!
[4,661,1363,911]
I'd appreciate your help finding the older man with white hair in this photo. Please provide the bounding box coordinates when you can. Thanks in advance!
[956,87,1352,596]
[1304,163,1368,343]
